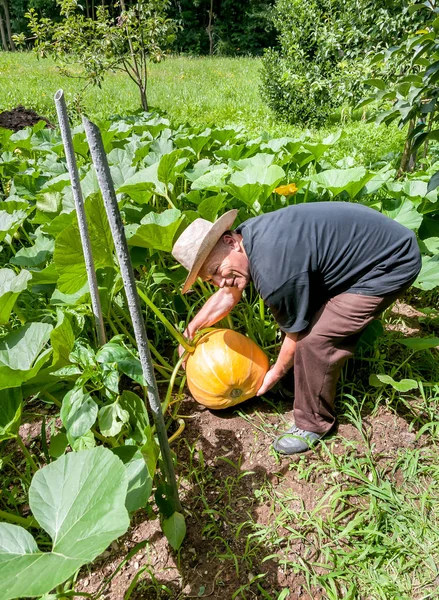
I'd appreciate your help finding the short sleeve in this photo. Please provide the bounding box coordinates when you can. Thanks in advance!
[265,272,311,333]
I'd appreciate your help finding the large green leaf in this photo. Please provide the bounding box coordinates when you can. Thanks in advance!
[198,194,227,222]
[0,208,28,243]
[0,269,31,325]
[225,164,285,208]
[191,167,230,191]
[402,179,437,203]
[54,193,114,294]
[117,164,163,202]
[50,310,75,367]
[382,199,423,231]
[312,167,374,199]
[0,323,53,390]
[157,149,190,187]
[174,131,211,155]
[10,235,54,267]
[229,153,275,171]
[0,447,129,600]
[413,254,439,290]
[126,209,183,251]
[0,387,22,442]
[302,130,345,162]
[96,344,145,387]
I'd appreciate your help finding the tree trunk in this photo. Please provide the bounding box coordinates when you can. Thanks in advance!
[397,118,415,178]
[1,0,15,51]
[207,0,214,55]
[85,0,90,18]
[0,9,8,51]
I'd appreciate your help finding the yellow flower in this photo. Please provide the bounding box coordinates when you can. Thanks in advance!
[275,183,298,196]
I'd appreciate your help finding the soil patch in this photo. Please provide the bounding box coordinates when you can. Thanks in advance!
[74,392,429,600]
[0,105,54,131]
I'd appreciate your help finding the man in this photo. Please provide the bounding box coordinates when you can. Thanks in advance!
[171,202,421,454]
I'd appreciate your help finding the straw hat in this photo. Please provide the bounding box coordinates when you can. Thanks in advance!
[172,209,238,293]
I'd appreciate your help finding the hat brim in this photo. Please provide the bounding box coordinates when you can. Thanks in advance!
[181,209,238,294]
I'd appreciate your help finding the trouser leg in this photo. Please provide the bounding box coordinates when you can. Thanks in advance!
[292,292,401,434]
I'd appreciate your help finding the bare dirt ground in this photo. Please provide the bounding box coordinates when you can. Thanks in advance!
[10,298,434,599]
[0,105,53,131]
[70,393,424,600]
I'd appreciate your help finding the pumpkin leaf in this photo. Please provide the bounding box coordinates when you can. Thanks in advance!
[312,167,374,199]
[126,209,183,251]
[0,269,32,325]
[0,447,129,600]
[10,235,54,267]
[0,323,53,390]
[225,164,285,208]
[54,193,114,294]
[413,254,439,290]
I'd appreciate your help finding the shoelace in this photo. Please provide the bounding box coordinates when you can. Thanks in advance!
[287,425,309,437]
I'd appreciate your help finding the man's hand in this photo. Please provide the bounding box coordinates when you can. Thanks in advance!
[256,365,282,396]
[256,332,298,397]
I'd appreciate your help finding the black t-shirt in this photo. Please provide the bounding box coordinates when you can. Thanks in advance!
[236,202,422,333]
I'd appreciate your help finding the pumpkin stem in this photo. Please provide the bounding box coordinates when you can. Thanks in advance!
[137,286,195,353]
[161,350,189,416]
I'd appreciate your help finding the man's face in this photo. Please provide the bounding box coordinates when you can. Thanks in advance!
[200,235,250,291]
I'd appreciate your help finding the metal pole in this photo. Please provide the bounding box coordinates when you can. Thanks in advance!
[83,117,181,513]
[54,90,106,347]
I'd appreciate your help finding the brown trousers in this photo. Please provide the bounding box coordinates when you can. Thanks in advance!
[292,292,403,434]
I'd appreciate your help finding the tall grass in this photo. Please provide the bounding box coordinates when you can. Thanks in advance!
[0,52,405,165]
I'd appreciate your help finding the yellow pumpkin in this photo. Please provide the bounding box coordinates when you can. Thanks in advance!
[186,329,269,409]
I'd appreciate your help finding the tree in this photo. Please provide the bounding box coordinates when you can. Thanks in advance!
[358,1,439,182]
[168,0,275,56]
[0,0,16,50]
[27,0,177,110]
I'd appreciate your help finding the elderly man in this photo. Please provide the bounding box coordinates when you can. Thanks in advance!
[171,202,421,454]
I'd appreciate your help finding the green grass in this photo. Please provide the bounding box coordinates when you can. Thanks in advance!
[170,326,439,600]
[0,52,405,166]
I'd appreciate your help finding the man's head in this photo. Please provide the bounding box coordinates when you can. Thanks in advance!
[198,231,250,291]
[172,210,242,293]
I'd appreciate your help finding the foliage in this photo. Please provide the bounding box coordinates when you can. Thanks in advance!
[358,1,439,185]
[25,0,177,110]
[168,0,276,56]
[260,0,425,126]
[0,447,129,600]
[0,108,438,596]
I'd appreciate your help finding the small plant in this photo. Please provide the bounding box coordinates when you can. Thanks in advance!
[358,1,439,182]
[26,0,177,111]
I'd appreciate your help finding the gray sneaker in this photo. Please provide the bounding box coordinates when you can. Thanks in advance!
[273,424,323,454]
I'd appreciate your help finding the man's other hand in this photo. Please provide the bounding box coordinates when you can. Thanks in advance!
[256,366,282,396]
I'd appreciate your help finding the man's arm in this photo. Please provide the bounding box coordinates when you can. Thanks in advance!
[256,331,298,396]
[184,286,243,339]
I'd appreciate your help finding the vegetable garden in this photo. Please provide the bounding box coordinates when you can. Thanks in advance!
[0,62,439,598]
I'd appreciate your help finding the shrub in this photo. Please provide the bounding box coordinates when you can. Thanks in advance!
[261,0,424,126]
